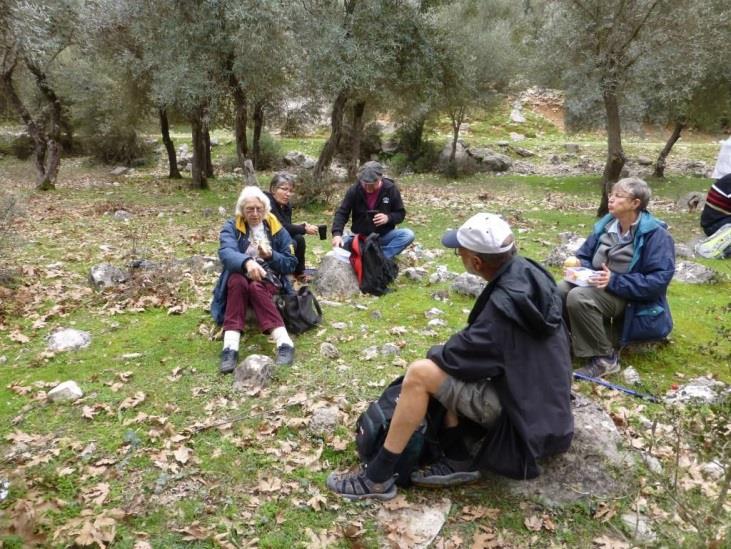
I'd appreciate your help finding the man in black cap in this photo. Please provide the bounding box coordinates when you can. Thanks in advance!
[330,161,414,259]
[326,213,573,500]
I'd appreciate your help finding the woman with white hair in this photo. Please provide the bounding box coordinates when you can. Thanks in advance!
[210,186,298,373]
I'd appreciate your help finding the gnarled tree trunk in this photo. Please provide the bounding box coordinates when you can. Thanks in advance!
[653,121,686,178]
[347,100,366,180]
[449,106,466,163]
[231,78,248,167]
[190,108,208,189]
[252,100,264,170]
[203,126,214,178]
[598,86,626,216]
[314,90,349,182]
[159,108,181,179]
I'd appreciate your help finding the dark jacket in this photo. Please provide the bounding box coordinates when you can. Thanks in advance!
[264,191,306,237]
[427,256,574,480]
[576,211,675,346]
[210,213,297,325]
[331,177,406,237]
[701,173,731,236]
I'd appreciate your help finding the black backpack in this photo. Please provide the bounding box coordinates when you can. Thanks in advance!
[349,233,398,296]
[355,377,443,486]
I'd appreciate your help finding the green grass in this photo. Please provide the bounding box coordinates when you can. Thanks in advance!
[1,129,729,547]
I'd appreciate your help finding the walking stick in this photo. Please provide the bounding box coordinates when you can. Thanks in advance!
[573,371,660,403]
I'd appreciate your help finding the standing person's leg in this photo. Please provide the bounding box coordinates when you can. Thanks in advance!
[326,359,448,500]
[220,273,250,374]
[292,234,306,275]
[379,228,415,259]
[247,280,295,365]
[567,286,626,376]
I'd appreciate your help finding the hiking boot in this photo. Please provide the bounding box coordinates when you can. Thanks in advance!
[219,348,238,374]
[410,457,481,488]
[275,344,295,366]
[576,352,619,378]
[326,467,397,501]
[695,224,731,259]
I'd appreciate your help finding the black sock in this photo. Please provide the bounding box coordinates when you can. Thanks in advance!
[365,447,401,482]
[440,426,470,461]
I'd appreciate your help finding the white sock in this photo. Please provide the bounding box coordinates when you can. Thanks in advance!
[271,326,293,348]
[223,330,240,352]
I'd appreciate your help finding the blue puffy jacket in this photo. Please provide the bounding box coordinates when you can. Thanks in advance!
[576,211,675,346]
[210,213,297,325]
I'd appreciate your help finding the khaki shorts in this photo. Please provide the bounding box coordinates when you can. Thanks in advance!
[435,376,502,427]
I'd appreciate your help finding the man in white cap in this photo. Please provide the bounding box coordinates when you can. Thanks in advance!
[327,213,574,500]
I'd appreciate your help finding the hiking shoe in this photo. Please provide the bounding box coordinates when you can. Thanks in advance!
[219,348,238,374]
[576,352,619,378]
[326,468,397,501]
[275,344,295,366]
[410,458,481,488]
[695,224,731,259]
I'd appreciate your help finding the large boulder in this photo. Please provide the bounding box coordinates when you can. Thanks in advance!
[89,263,128,289]
[500,394,635,507]
[545,232,587,267]
[467,148,513,172]
[438,140,475,173]
[673,261,716,284]
[47,329,91,352]
[313,251,360,297]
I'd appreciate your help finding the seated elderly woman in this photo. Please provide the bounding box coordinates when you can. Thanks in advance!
[211,186,298,373]
[265,172,320,282]
[559,177,675,378]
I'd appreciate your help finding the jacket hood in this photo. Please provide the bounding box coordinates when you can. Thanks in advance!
[489,257,564,337]
[235,212,284,235]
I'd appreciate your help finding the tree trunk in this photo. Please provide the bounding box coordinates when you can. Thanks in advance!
[203,126,214,178]
[347,100,366,180]
[231,79,248,167]
[190,109,208,189]
[599,86,626,216]
[314,90,349,182]
[449,106,465,163]
[252,100,264,170]
[159,108,181,179]
[653,121,686,178]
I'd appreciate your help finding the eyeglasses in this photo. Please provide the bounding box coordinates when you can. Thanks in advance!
[276,187,293,194]
[244,206,264,214]
[454,247,462,256]
[609,193,634,200]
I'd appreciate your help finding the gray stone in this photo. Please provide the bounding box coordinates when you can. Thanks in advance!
[330,322,347,330]
[564,143,580,153]
[549,154,561,165]
[513,147,535,158]
[509,105,526,124]
[676,191,705,212]
[451,272,486,298]
[302,157,316,170]
[380,343,400,356]
[502,394,635,507]
[427,318,447,328]
[47,380,84,402]
[438,140,474,172]
[361,346,379,361]
[233,354,275,391]
[622,366,641,386]
[636,156,653,166]
[545,233,586,268]
[308,406,339,435]
[89,263,128,289]
[313,251,360,297]
[110,166,128,176]
[429,265,455,284]
[467,148,513,172]
[377,498,451,549]
[674,242,694,258]
[47,329,91,352]
[320,342,340,359]
[641,453,663,474]
[242,159,257,187]
[218,206,227,216]
[425,308,443,318]
[665,376,730,405]
[113,210,132,221]
[673,261,715,284]
[283,151,306,166]
[701,461,724,480]
[621,512,657,544]
[403,267,428,281]
[509,132,525,142]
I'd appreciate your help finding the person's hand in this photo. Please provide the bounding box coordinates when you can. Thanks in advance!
[257,243,272,260]
[590,263,612,289]
[332,235,343,248]
[372,213,389,226]
[246,260,266,281]
[304,223,318,236]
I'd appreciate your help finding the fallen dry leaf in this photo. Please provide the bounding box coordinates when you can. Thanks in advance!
[173,446,191,464]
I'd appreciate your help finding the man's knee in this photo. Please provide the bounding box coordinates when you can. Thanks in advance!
[293,234,305,250]
[403,359,447,395]
[398,228,415,244]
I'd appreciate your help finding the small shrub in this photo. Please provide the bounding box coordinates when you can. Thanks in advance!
[82,128,150,166]
[253,130,282,171]
[388,153,409,175]
[290,171,338,207]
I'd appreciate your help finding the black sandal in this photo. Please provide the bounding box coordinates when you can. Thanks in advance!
[326,467,397,501]
[410,458,480,487]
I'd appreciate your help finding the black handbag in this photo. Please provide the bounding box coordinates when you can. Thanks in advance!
[275,286,323,334]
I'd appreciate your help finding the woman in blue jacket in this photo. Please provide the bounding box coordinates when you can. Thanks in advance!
[559,177,675,378]
[211,186,298,373]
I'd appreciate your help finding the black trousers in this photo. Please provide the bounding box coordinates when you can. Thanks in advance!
[292,233,306,274]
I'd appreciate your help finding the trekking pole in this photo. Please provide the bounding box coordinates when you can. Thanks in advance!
[573,372,660,403]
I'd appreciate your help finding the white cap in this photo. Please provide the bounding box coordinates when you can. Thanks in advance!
[441,213,514,254]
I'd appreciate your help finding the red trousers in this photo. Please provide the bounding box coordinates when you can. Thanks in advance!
[223,273,284,333]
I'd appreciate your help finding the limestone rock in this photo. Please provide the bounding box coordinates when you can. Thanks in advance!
[403,267,428,281]
[673,261,715,284]
[89,263,128,289]
[233,354,275,391]
[283,151,306,166]
[467,147,512,172]
[380,343,400,356]
[665,376,729,405]
[564,143,580,153]
[377,498,451,549]
[676,191,706,212]
[545,232,587,267]
[308,406,339,434]
[622,366,641,386]
[313,252,360,297]
[636,156,653,166]
[428,318,447,328]
[320,342,340,359]
[674,242,694,258]
[47,329,91,352]
[502,394,635,507]
[451,272,486,298]
[621,512,657,544]
[113,210,132,221]
[425,308,443,318]
[361,346,379,361]
[110,166,128,176]
[47,380,83,402]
